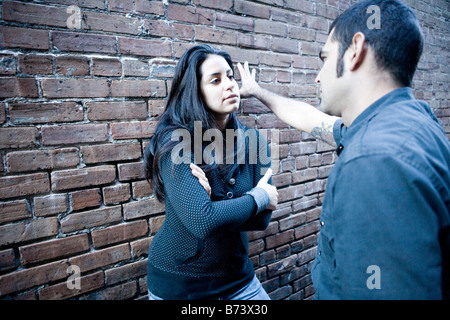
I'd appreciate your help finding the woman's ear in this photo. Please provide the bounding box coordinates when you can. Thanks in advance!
[347,32,368,71]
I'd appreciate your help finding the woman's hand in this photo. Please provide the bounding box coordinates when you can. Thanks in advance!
[237,61,259,99]
[190,163,211,198]
[256,168,278,211]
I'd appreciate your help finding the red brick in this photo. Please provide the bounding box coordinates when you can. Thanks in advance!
[0,77,38,98]
[105,259,146,286]
[9,102,83,124]
[91,220,148,248]
[150,215,165,235]
[2,1,68,27]
[51,165,116,191]
[145,20,193,41]
[92,58,122,77]
[109,0,164,15]
[0,26,49,50]
[0,200,30,224]
[122,198,165,220]
[0,173,50,200]
[167,4,214,25]
[52,31,117,54]
[103,184,131,205]
[7,148,79,173]
[111,121,157,140]
[0,54,17,75]
[18,54,53,75]
[234,0,270,18]
[0,127,38,149]
[111,79,166,97]
[81,142,141,164]
[131,180,153,199]
[86,101,147,121]
[123,59,149,77]
[195,25,236,45]
[118,37,171,57]
[117,161,145,181]
[81,11,141,35]
[19,234,89,266]
[237,33,271,50]
[33,194,68,217]
[42,124,108,146]
[0,217,58,246]
[0,248,16,273]
[70,188,101,211]
[60,205,122,233]
[0,259,68,296]
[216,12,253,32]
[55,56,90,76]
[41,78,109,98]
[69,243,131,273]
[38,270,104,300]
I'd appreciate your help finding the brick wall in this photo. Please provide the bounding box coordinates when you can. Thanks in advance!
[0,0,448,300]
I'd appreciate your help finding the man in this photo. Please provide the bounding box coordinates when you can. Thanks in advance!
[236,0,450,299]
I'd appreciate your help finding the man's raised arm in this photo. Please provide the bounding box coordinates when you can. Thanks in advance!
[237,62,339,148]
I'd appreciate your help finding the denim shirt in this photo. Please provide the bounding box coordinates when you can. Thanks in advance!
[311,87,450,299]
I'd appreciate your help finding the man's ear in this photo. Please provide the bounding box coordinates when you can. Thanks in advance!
[347,32,368,71]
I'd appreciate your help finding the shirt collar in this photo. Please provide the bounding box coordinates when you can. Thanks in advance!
[337,87,415,154]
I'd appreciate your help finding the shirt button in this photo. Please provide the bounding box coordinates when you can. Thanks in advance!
[228,178,236,185]
[318,251,321,256]
[227,191,233,198]
[320,221,325,227]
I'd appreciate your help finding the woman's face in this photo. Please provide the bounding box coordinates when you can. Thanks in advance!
[200,54,240,120]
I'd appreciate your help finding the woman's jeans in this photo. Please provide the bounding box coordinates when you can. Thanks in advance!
[148,275,271,300]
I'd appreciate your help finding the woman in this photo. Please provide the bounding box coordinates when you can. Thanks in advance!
[144,44,278,300]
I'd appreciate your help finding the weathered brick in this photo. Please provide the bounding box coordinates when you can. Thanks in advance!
[92,58,122,77]
[52,31,117,54]
[41,78,109,98]
[111,121,157,140]
[234,0,270,18]
[111,79,166,97]
[51,165,116,191]
[19,234,89,266]
[105,259,147,286]
[6,148,80,172]
[118,37,171,57]
[0,173,50,200]
[0,26,49,50]
[102,184,131,205]
[69,243,130,273]
[2,1,68,27]
[81,142,141,164]
[38,270,104,300]
[117,161,144,181]
[70,188,101,211]
[91,220,148,248]
[42,124,108,146]
[18,54,53,75]
[0,199,30,224]
[55,56,90,76]
[0,77,38,98]
[167,4,214,25]
[87,100,147,121]
[0,259,68,296]
[0,217,58,246]
[0,248,16,273]
[9,102,83,124]
[33,194,68,217]
[61,205,122,233]
[122,198,165,220]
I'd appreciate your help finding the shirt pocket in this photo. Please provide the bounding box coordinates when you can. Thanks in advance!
[174,237,204,266]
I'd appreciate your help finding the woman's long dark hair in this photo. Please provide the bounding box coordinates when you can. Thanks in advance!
[144,44,241,202]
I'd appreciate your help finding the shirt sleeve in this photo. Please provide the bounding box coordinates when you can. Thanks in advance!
[159,151,260,240]
[331,154,443,299]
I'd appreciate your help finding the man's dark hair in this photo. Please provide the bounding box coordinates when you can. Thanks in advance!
[330,0,424,87]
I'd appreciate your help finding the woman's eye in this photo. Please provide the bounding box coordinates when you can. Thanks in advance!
[211,78,220,84]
